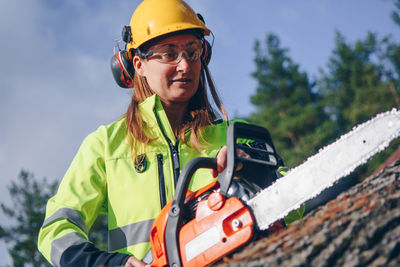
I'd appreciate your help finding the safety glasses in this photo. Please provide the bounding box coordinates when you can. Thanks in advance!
[138,40,203,65]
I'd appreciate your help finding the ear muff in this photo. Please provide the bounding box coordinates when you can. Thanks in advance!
[110,50,135,88]
[202,39,212,65]
[110,26,135,88]
[196,13,212,65]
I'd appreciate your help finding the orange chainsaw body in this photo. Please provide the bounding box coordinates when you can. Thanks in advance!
[149,181,255,266]
[148,122,281,266]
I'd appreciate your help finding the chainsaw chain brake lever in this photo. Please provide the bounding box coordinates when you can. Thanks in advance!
[219,122,279,197]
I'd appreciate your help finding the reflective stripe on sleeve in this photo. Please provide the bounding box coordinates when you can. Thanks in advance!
[41,208,88,234]
[51,232,87,267]
[108,219,155,251]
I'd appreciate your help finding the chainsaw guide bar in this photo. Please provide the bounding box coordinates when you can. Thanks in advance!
[248,109,400,230]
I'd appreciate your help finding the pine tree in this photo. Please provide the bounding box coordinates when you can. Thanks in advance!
[317,28,400,175]
[249,34,333,167]
[318,31,398,134]
[0,170,109,266]
[387,0,400,107]
[0,171,56,267]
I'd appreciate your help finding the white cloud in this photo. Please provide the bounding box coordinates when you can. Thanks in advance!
[0,2,132,263]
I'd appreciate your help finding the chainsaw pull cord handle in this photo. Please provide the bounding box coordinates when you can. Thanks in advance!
[219,122,277,196]
[165,157,217,267]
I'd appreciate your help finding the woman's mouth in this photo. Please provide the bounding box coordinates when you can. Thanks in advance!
[172,78,192,85]
[172,77,191,82]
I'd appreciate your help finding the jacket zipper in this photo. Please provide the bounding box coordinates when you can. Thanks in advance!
[170,141,180,185]
[157,154,167,209]
[153,109,181,186]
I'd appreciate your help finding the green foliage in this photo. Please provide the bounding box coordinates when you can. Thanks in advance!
[317,30,400,176]
[318,31,399,134]
[0,170,57,267]
[0,170,109,266]
[391,0,400,27]
[284,204,305,226]
[249,34,334,167]
[249,2,400,176]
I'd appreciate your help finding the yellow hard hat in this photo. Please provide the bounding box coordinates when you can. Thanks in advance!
[126,0,211,50]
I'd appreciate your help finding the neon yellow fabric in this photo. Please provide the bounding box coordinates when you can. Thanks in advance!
[38,94,304,263]
[38,95,227,261]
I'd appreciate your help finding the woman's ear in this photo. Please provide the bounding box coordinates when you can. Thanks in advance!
[133,55,145,76]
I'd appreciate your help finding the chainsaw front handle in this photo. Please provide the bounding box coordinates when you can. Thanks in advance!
[165,157,217,267]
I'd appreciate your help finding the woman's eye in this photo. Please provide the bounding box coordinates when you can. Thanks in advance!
[187,50,198,60]
[163,52,178,59]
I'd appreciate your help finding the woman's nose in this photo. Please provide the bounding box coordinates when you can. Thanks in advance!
[176,56,191,72]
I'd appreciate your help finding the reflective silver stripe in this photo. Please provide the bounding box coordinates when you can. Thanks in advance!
[108,219,154,251]
[51,232,87,267]
[42,208,88,234]
[142,249,154,264]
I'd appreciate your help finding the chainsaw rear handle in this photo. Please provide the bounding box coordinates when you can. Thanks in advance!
[165,157,217,267]
[219,122,278,196]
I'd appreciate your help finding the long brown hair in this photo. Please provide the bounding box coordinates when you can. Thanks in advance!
[125,57,228,158]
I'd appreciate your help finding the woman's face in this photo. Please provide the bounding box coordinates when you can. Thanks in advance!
[134,34,202,106]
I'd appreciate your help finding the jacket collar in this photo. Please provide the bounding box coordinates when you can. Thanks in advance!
[139,94,177,144]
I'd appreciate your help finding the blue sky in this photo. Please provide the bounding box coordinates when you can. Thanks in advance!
[0,0,398,264]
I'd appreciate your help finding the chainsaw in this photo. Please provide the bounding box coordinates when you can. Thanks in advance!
[147,109,400,267]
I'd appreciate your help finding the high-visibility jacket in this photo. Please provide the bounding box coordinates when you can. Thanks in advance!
[37,95,236,266]
[38,94,303,266]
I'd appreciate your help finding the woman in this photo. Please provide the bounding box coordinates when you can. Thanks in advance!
[38,0,300,266]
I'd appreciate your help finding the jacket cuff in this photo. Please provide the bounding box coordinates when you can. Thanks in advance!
[60,242,131,267]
